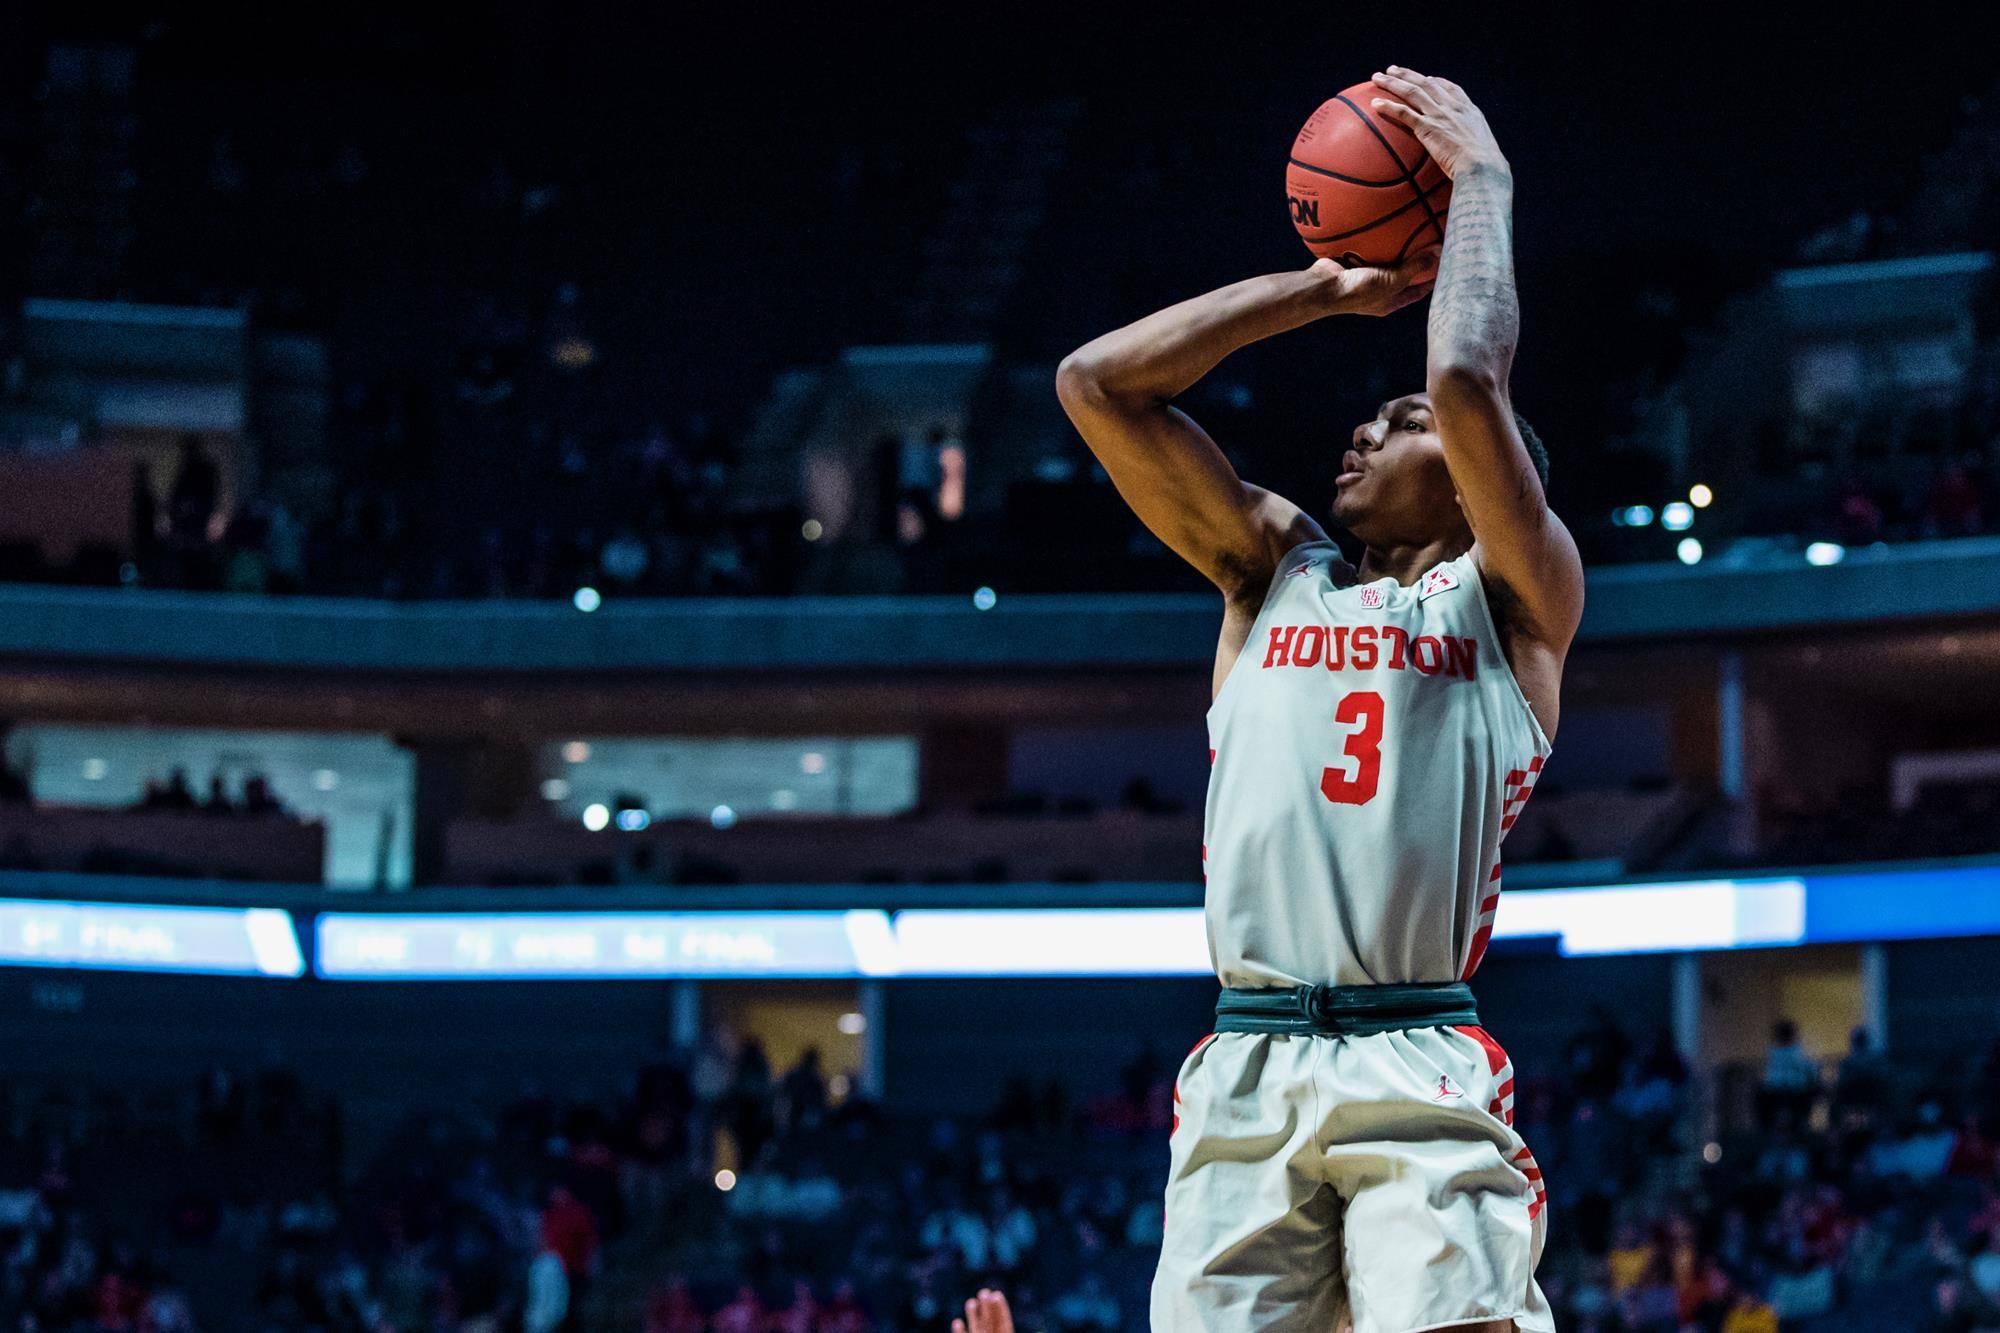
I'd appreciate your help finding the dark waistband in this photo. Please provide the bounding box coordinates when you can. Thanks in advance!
[1214,981,1478,1036]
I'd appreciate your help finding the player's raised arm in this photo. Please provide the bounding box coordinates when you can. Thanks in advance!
[1369,68,1584,648]
[1056,254,1434,598]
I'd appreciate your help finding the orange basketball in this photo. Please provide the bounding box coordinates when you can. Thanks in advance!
[1285,81,1450,267]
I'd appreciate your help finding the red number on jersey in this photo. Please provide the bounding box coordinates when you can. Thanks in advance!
[1320,690,1385,805]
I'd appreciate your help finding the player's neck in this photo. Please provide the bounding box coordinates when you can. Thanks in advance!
[1357,533,1470,587]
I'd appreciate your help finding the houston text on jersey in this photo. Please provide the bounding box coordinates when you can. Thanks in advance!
[1260,623,1479,680]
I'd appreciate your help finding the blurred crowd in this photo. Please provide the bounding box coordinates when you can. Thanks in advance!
[107,406,794,603]
[130,769,289,820]
[1522,1015,2000,1333]
[4,1012,2000,1332]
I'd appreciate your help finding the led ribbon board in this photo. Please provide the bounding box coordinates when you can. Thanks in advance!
[0,899,304,977]
[31,862,1959,981]
[315,910,898,979]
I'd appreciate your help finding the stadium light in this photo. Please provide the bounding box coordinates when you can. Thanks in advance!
[710,804,738,829]
[1689,483,1714,508]
[540,778,571,801]
[82,758,107,781]
[312,769,339,792]
[615,809,651,831]
[714,1169,737,1192]
[801,519,823,541]
[562,741,591,764]
[582,803,611,831]
[1619,505,1655,527]
[972,586,998,610]
[572,586,602,613]
[838,1011,867,1035]
[1805,542,1845,566]
[1677,538,1703,565]
[1661,502,1694,531]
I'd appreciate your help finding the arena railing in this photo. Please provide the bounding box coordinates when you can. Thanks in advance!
[2,537,1997,673]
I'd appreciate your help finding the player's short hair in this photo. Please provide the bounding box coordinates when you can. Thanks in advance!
[1514,411,1550,491]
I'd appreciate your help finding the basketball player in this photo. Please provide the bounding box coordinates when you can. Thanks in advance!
[1055,69,1582,1333]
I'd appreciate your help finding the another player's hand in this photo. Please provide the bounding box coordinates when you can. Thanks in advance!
[1314,245,1439,318]
[952,1288,1015,1333]
[1367,68,1507,180]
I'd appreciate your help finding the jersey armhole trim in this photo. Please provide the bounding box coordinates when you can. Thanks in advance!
[1456,553,1554,755]
[1206,538,1342,722]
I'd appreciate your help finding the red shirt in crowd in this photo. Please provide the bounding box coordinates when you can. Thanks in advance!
[539,1188,599,1279]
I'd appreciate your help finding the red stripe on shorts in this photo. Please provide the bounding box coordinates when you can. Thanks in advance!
[1457,1025,1512,1079]
[1171,1034,1218,1134]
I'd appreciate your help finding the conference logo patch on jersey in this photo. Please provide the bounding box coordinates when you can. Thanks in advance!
[1418,565,1461,601]
[1357,585,1386,609]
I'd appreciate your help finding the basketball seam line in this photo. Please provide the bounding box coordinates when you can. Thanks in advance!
[1335,93,1446,246]
[1286,156,1406,188]
[1296,174,1450,246]
[1393,210,1437,263]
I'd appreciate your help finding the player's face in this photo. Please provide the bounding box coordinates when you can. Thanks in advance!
[1330,393,1460,543]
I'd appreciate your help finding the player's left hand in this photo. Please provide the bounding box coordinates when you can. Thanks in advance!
[1367,68,1508,179]
[1312,243,1439,317]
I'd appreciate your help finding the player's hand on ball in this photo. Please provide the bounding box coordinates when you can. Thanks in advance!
[1367,67,1507,179]
[1313,244,1439,317]
[952,1288,1015,1333]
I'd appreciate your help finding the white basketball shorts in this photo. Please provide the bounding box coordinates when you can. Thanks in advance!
[1149,1024,1553,1333]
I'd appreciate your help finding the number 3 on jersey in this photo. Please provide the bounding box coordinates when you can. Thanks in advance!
[1320,690,1384,805]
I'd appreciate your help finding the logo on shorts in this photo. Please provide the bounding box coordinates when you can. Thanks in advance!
[1434,1075,1462,1101]
[1358,585,1386,609]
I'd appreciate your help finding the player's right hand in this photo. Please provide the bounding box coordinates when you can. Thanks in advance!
[952,1288,1015,1333]
[1314,244,1440,318]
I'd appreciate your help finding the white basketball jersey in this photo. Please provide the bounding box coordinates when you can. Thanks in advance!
[1202,540,1551,989]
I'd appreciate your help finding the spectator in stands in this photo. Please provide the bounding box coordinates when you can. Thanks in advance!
[1767,1233,1837,1321]
[196,1062,247,1141]
[537,1183,598,1291]
[0,748,27,804]
[1615,1028,1688,1147]
[713,1283,770,1333]
[167,435,220,544]
[140,767,198,812]
[771,1279,821,1333]
[1048,1271,1120,1332]
[1720,1285,1779,1333]
[523,1241,569,1333]
[821,1279,872,1333]
[241,773,283,816]
[203,772,233,814]
[779,1047,829,1134]
[642,1275,706,1333]
[727,1037,778,1166]
[1924,456,1988,537]
[1758,1019,1818,1128]
[1833,478,1886,546]
[1835,1026,1893,1115]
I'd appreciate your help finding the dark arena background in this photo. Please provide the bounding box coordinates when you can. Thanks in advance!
[2,5,2000,1331]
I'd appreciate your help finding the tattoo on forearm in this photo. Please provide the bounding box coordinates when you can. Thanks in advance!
[1428,165,1518,372]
